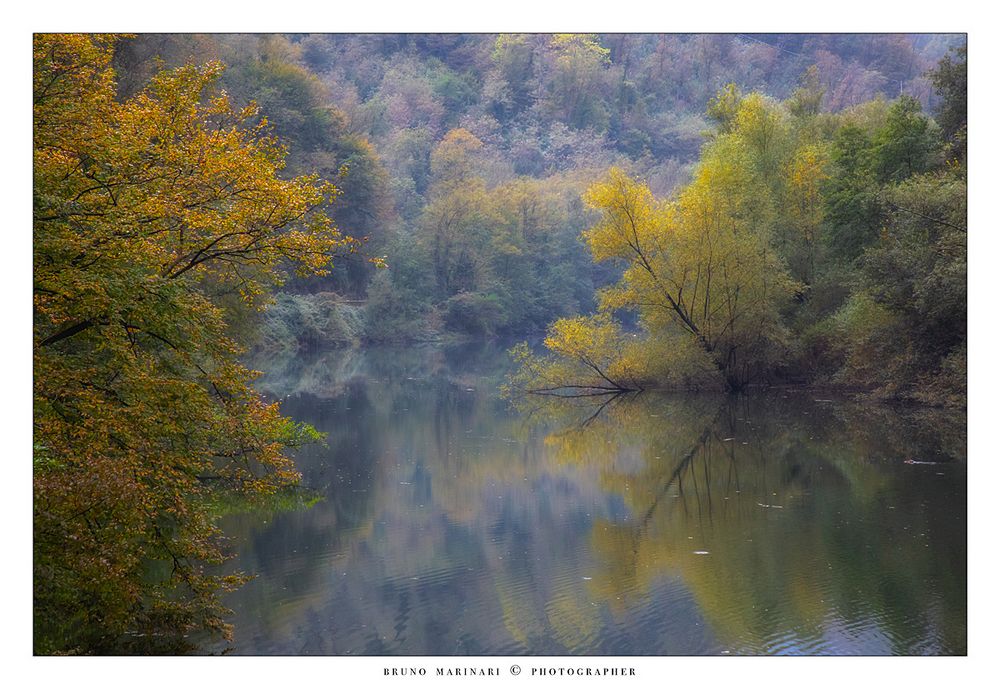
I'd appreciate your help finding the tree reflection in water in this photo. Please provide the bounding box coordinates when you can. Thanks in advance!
[210,343,964,655]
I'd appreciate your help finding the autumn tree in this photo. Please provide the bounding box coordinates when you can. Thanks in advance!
[33,34,365,653]
[543,34,612,131]
[780,143,829,284]
[419,128,497,298]
[589,161,795,390]
[510,89,812,394]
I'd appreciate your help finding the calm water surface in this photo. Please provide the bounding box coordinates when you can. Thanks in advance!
[212,342,966,655]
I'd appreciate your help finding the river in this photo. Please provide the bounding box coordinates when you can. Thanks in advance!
[210,341,966,655]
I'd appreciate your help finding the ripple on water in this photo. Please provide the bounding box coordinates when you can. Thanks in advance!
[223,347,966,656]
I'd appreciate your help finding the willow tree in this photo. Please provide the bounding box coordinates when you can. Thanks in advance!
[33,34,366,653]
[589,155,795,389]
[511,95,799,394]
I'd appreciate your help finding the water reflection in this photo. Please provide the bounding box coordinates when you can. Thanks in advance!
[212,343,965,655]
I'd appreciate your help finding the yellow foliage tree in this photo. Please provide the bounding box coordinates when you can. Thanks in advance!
[508,85,824,395]
[419,129,500,295]
[782,143,830,282]
[33,34,364,653]
[582,160,797,389]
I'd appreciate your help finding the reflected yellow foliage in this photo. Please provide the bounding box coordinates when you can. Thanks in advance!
[224,344,965,654]
[524,391,964,651]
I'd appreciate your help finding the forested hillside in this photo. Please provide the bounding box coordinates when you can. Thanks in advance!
[508,71,966,403]
[111,33,964,349]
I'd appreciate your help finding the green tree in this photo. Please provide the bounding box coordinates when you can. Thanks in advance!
[871,95,937,183]
[927,43,967,161]
[822,124,882,261]
[836,173,966,403]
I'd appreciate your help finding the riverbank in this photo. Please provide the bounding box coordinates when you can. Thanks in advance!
[253,299,965,411]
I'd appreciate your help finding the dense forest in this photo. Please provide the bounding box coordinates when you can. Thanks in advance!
[34,33,965,654]
[110,33,964,355]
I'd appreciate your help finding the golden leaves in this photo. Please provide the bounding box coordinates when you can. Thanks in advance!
[33,34,355,652]
[512,94,817,394]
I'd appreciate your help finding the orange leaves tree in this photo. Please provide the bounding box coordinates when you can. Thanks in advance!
[33,34,361,653]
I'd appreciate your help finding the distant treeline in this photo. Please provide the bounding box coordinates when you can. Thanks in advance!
[111,33,964,350]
